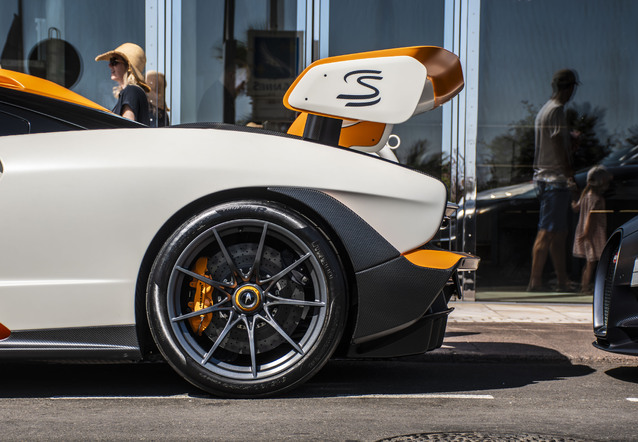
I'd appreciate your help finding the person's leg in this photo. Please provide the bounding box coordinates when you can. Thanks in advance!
[529,229,551,290]
[545,186,572,290]
[529,181,551,290]
[549,230,569,288]
[581,260,597,293]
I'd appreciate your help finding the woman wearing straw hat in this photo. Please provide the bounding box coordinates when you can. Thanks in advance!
[95,42,150,125]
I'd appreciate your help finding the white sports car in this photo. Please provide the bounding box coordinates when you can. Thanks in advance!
[0,46,478,397]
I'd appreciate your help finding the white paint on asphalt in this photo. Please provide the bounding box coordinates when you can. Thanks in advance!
[338,393,494,399]
[627,398,638,402]
[48,393,496,401]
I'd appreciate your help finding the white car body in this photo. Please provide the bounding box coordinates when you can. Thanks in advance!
[0,128,446,331]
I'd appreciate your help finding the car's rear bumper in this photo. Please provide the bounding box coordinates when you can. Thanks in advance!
[593,336,638,356]
[345,249,477,358]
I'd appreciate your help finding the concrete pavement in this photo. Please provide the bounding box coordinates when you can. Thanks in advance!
[426,301,637,364]
[449,300,591,324]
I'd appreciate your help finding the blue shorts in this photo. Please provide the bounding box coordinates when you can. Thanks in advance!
[536,181,570,232]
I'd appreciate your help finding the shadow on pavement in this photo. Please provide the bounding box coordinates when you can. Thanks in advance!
[425,341,576,363]
[0,362,198,398]
[290,354,595,398]
[605,366,638,384]
[0,347,595,400]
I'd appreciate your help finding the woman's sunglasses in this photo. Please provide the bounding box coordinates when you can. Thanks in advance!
[109,57,126,67]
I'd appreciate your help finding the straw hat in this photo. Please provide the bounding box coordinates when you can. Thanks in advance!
[95,42,150,92]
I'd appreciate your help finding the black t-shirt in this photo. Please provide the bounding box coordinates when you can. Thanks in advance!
[113,84,150,126]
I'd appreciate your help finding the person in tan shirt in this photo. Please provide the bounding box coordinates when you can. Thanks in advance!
[528,69,580,292]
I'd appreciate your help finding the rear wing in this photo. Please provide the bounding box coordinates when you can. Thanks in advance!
[284,46,464,153]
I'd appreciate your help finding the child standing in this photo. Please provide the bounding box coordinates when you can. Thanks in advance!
[572,165,613,293]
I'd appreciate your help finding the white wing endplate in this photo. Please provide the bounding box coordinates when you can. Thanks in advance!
[287,56,430,125]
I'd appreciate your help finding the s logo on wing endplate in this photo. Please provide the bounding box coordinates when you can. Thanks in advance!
[336,70,383,107]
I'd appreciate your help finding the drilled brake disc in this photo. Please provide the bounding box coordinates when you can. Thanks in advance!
[202,243,306,354]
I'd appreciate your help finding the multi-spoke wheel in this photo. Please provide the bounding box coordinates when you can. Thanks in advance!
[147,201,347,397]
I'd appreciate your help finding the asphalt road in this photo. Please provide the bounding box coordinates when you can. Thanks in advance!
[0,355,636,441]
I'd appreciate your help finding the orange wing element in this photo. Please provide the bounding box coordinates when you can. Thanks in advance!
[0,322,10,340]
[288,112,387,148]
[0,68,109,112]
[284,46,464,113]
[403,249,475,270]
[187,257,214,335]
[287,112,307,137]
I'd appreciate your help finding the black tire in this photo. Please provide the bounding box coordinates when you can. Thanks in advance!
[147,200,347,397]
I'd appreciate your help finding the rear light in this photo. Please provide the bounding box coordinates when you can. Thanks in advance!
[0,323,10,340]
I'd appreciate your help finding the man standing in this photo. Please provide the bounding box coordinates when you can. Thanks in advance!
[528,69,579,292]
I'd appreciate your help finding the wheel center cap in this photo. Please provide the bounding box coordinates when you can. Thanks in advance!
[234,285,262,313]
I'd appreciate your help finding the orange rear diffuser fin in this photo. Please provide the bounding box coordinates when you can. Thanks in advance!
[402,249,464,270]
[0,323,11,340]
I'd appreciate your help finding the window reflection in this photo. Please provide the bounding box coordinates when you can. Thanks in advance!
[180,0,300,129]
[476,0,638,299]
[0,0,144,110]
[328,0,446,180]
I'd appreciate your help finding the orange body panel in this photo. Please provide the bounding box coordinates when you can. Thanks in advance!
[338,120,387,148]
[0,68,109,112]
[0,323,10,340]
[283,46,464,114]
[288,112,387,148]
[402,249,465,270]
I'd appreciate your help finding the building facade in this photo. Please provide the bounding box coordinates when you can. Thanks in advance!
[2,0,637,300]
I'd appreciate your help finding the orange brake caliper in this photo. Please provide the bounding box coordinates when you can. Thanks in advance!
[187,257,214,335]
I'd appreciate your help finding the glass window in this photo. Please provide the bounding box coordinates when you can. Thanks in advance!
[0,109,29,135]
[329,0,446,180]
[0,0,145,112]
[179,0,301,130]
[476,0,638,298]
[2,103,82,133]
